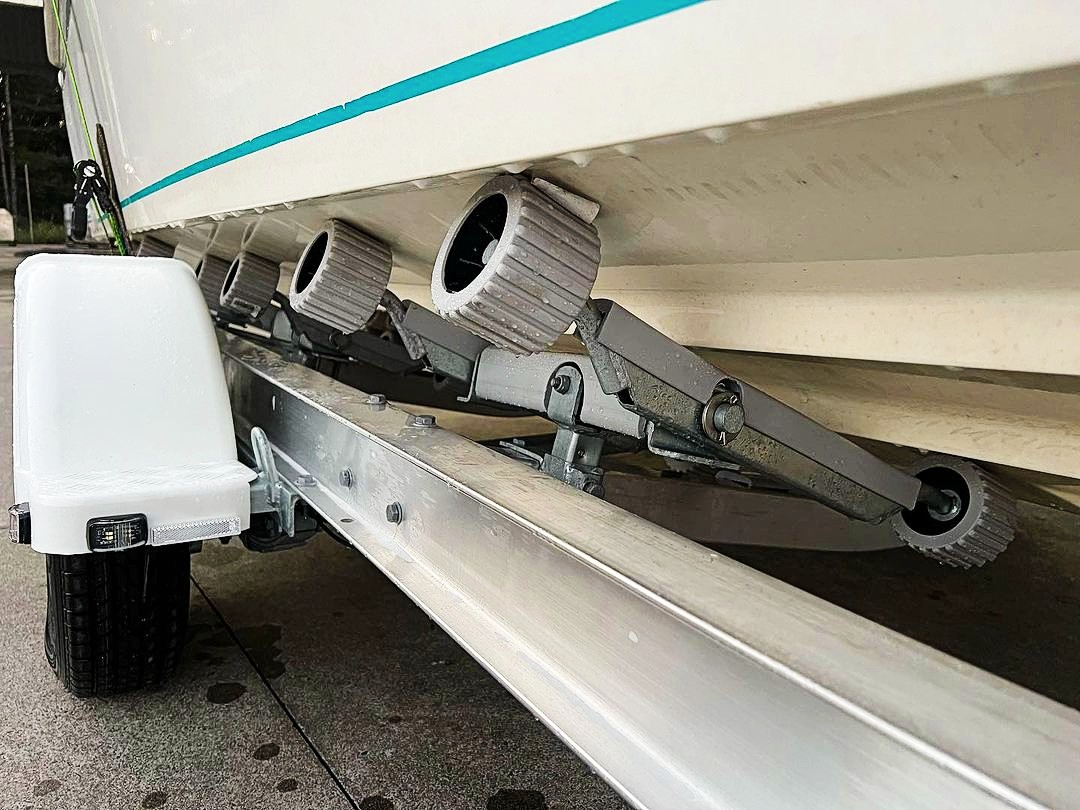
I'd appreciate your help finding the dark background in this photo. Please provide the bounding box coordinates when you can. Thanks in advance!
[1,2,70,241]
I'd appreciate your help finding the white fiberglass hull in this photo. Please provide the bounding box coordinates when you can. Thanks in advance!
[55,0,1080,508]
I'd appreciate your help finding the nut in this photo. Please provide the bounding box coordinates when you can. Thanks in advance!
[550,375,572,394]
[385,502,403,524]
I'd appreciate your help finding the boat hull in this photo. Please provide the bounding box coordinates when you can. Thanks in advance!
[55,0,1080,508]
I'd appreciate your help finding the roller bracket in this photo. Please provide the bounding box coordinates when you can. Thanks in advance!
[540,364,606,497]
[243,427,318,551]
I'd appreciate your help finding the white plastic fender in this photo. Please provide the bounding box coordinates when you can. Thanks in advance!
[13,254,254,554]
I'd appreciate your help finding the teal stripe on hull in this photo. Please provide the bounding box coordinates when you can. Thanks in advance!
[120,0,708,207]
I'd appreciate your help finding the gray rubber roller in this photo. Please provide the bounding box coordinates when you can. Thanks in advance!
[430,175,601,355]
[194,254,230,313]
[289,219,392,333]
[890,454,1018,568]
[220,252,280,319]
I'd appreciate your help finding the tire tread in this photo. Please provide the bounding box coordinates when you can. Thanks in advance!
[45,545,190,697]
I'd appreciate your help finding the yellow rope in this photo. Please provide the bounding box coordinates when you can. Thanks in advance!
[48,0,125,254]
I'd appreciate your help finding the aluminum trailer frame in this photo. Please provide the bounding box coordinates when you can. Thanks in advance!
[222,333,1080,810]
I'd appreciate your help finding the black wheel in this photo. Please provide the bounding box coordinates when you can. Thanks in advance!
[44,544,191,697]
[890,454,1018,568]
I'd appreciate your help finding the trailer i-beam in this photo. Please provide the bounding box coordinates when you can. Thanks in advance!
[222,333,1080,810]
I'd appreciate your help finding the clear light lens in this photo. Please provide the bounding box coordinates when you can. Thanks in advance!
[87,514,147,551]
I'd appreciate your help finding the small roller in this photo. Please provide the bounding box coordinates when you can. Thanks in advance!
[430,175,601,355]
[194,254,230,313]
[135,236,174,259]
[220,252,280,319]
[289,219,392,333]
[891,455,1018,568]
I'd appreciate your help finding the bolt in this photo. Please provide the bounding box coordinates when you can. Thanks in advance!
[711,401,745,438]
[926,487,963,522]
[294,474,317,488]
[339,468,354,488]
[550,374,572,394]
[385,502,403,524]
[366,393,387,408]
[408,413,436,428]
[583,481,606,499]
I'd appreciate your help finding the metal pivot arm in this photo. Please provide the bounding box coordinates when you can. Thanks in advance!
[261,292,423,374]
[388,302,642,439]
[412,172,1016,565]
[376,298,1014,566]
[375,298,997,557]
[469,346,645,439]
[379,290,428,361]
[361,297,1010,564]
[389,304,635,495]
[387,299,910,517]
[575,299,926,523]
[400,300,490,384]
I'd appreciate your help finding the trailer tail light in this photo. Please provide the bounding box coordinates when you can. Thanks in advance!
[87,514,148,551]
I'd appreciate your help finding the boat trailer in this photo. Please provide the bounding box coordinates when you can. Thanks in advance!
[221,333,1077,810]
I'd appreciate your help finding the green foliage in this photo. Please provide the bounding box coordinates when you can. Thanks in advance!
[15,220,66,244]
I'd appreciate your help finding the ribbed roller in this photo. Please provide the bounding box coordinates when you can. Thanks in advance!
[430,175,601,355]
[289,219,392,333]
[194,254,230,313]
[890,454,1018,568]
[136,236,174,258]
[220,252,280,319]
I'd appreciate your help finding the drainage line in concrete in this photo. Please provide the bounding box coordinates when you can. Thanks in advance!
[190,575,361,810]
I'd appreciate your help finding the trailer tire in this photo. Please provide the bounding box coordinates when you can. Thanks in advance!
[44,545,191,697]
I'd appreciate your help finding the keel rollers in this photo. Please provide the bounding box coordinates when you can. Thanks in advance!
[135,236,174,259]
[220,252,280,320]
[891,455,1018,568]
[194,254,231,313]
[289,219,392,333]
[431,175,601,355]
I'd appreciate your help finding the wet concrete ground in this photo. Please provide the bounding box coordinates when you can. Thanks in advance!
[2,249,1078,808]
